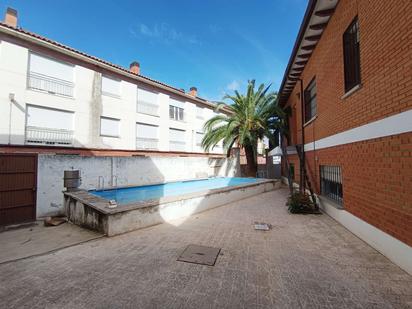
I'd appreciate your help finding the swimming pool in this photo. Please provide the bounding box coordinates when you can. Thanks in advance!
[65,177,279,236]
[90,177,260,205]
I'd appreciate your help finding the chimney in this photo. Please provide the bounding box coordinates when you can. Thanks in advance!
[129,61,140,75]
[4,7,17,28]
[189,87,197,97]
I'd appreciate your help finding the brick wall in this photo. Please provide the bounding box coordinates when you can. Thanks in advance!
[286,0,412,144]
[287,132,412,246]
[284,0,412,246]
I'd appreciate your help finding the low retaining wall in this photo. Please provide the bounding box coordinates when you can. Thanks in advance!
[65,179,279,236]
[37,154,240,218]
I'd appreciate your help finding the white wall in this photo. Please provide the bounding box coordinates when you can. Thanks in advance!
[319,197,412,275]
[37,153,240,217]
[0,39,224,154]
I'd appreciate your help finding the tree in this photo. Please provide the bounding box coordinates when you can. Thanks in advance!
[202,80,285,177]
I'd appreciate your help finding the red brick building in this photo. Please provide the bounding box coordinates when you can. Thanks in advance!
[278,0,411,273]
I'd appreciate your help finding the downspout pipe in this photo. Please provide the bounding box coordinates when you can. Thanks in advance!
[298,78,306,193]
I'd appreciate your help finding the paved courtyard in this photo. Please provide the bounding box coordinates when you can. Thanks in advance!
[0,188,411,309]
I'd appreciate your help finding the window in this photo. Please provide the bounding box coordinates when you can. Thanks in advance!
[196,132,204,147]
[28,53,74,97]
[136,123,159,150]
[196,106,204,119]
[169,106,184,121]
[169,98,185,121]
[169,128,185,151]
[137,88,159,116]
[100,117,120,137]
[304,78,317,123]
[320,165,343,206]
[343,17,361,92]
[102,76,121,97]
[25,105,74,145]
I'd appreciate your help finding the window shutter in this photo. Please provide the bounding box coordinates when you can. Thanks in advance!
[29,53,74,82]
[100,117,120,137]
[102,76,121,96]
[136,123,158,139]
[26,105,74,130]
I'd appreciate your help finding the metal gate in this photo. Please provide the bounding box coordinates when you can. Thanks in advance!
[0,154,37,226]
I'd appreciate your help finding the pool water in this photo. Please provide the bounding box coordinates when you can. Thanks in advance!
[90,177,260,205]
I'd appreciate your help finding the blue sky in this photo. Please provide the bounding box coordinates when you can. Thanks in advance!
[0,0,306,101]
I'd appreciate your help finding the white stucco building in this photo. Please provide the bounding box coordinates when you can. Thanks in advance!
[0,10,225,155]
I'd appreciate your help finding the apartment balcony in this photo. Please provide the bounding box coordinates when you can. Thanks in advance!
[136,137,159,150]
[28,72,74,97]
[25,126,74,146]
[137,102,159,117]
[169,141,186,152]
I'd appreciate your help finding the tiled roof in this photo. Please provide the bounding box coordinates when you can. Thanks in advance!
[0,21,214,105]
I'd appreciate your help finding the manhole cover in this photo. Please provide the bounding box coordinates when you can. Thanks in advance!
[177,244,221,266]
[254,222,271,231]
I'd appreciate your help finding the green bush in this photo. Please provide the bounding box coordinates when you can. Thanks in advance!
[287,191,317,214]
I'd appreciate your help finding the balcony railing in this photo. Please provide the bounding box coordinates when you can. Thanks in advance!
[169,141,186,152]
[136,137,159,150]
[28,72,74,97]
[137,101,159,116]
[25,126,74,146]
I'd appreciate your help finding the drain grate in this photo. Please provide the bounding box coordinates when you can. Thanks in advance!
[254,222,271,231]
[177,244,221,266]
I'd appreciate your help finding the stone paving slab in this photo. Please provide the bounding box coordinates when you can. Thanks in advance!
[0,222,103,264]
[0,189,411,308]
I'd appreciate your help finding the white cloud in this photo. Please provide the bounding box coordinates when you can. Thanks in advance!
[226,80,241,91]
[130,23,201,45]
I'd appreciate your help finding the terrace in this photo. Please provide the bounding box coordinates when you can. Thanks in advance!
[0,189,410,308]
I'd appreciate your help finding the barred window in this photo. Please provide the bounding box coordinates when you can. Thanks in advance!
[320,165,343,206]
[304,78,317,123]
[343,17,361,92]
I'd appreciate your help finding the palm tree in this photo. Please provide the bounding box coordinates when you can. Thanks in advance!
[202,80,285,177]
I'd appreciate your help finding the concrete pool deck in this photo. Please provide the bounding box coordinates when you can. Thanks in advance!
[64,178,279,236]
[0,189,411,308]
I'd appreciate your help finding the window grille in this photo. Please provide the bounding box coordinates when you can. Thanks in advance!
[320,165,343,206]
[304,78,317,123]
[343,17,361,92]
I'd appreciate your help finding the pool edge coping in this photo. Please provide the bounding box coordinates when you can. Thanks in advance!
[64,178,278,215]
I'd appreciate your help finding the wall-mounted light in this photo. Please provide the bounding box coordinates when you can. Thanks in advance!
[9,93,15,102]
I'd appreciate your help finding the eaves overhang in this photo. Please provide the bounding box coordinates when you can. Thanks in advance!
[278,0,339,106]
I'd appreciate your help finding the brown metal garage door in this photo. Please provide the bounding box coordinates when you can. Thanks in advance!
[0,154,37,226]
